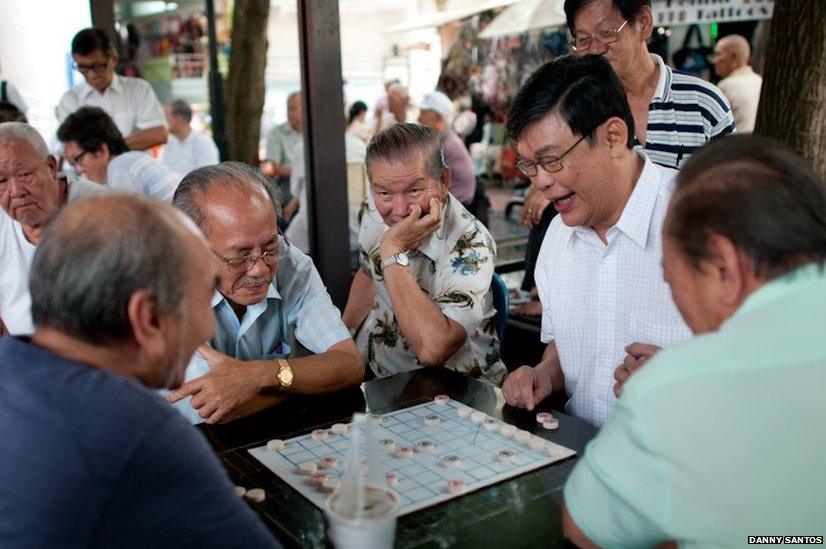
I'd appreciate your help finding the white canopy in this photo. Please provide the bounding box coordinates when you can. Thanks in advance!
[478,0,567,39]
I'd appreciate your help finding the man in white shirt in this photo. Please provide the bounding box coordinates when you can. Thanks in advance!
[57,107,179,202]
[711,34,763,133]
[58,28,166,151]
[161,99,219,176]
[500,55,691,427]
[0,122,102,335]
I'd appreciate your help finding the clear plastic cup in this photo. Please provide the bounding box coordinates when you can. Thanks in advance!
[324,485,398,549]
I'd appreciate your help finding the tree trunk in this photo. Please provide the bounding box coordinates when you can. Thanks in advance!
[226,0,270,164]
[754,0,826,181]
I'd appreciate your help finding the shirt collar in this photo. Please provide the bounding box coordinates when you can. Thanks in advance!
[729,65,755,78]
[569,151,659,250]
[417,194,455,262]
[210,282,281,308]
[79,73,122,100]
[727,263,826,324]
[651,53,672,103]
[612,152,661,249]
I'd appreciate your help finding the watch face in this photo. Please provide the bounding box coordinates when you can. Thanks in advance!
[279,366,294,385]
[398,253,410,267]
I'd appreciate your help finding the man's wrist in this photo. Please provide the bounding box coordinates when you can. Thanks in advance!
[379,242,404,262]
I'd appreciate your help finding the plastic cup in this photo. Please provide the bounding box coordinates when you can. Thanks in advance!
[324,485,398,549]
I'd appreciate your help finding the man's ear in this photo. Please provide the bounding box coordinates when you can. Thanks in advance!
[637,5,654,41]
[96,142,111,162]
[440,167,452,195]
[46,155,58,178]
[703,233,752,309]
[127,289,167,361]
[603,117,630,158]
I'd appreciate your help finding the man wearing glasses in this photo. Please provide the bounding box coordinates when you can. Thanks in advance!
[564,0,734,169]
[167,162,363,424]
[500,55,691,428]
[58,28,167,151]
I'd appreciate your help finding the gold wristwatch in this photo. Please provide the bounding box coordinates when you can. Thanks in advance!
[275,358,294,390]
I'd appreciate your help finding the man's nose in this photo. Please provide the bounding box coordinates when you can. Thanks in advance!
[532,169,556,192]
[392,196,409,217]
[8,177,28,198]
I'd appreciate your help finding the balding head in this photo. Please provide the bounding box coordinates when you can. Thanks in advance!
[0,122,49,157]
[712,34,751,78]
[387,84,410,123]
[30,194,216,388]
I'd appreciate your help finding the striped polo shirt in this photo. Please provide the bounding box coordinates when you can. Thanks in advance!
[643,54,735,169]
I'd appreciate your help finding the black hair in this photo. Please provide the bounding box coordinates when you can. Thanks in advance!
[71,28,112,56]
[506,54,635,148]
[56,106,129,156]
[167,99,193,123]
[666,135,826,280]
[0,101,26,124]
[365,123,445,182]
[348,101,368,126]
[563,0,651,33]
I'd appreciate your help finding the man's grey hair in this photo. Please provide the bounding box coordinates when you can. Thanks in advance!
[365,122,446,183]
[30,194,189,344]
[0,122,50,158]
[172,161,282,235]
[167,99,193,123]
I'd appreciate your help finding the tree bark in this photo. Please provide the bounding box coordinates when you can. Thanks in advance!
[226,0,270,164]
[754,0,826,181]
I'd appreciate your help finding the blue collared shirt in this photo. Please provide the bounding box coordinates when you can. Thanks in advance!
[170,240,351,423]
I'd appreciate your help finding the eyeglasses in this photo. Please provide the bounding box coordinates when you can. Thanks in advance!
[71,150,89,165]
[516,133,589,178]
[571,19,629,52]
[213,248,279,274]
[72,60,110,74]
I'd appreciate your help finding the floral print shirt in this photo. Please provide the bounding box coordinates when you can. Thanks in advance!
[356,193,507,386]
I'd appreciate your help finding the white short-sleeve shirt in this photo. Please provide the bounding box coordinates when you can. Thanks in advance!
[161,131,219,176]
[106,151,181,202]
[0,175,104,335]
[57,74,165,138]
[534,153,691,427]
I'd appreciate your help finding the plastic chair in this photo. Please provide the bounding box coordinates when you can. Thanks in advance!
[491,272,509,344]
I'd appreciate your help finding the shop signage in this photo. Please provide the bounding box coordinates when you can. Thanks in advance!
[652,0,774,26]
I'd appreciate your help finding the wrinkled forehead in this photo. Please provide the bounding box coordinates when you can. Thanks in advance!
[0,139,47,167]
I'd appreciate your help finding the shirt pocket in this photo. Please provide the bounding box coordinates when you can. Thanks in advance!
[263,341,292,359]
[629,314,688,349]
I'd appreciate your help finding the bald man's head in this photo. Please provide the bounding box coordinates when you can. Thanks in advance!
[712,35,751,78]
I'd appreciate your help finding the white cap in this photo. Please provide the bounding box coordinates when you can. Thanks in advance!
[417,91,454,122]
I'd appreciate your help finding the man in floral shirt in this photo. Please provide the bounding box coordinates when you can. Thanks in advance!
[342,123,506,385]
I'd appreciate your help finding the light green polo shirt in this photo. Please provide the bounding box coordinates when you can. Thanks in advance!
[565,262,826,548]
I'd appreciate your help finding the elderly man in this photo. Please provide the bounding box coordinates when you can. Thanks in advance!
[162,99,220,174]
[58,28,166,151]
[417,91,476,206]
[374,83,410,133]
[57,106,179,201]
[711,34,763,133]
[501,55,691,427]
[0,194,278,547]
[264,91,303,216]
[342,123,506,385]
[0,122,101,336]
[563,135,826,547]
[565,0,734,168]
[167,162,363,424]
